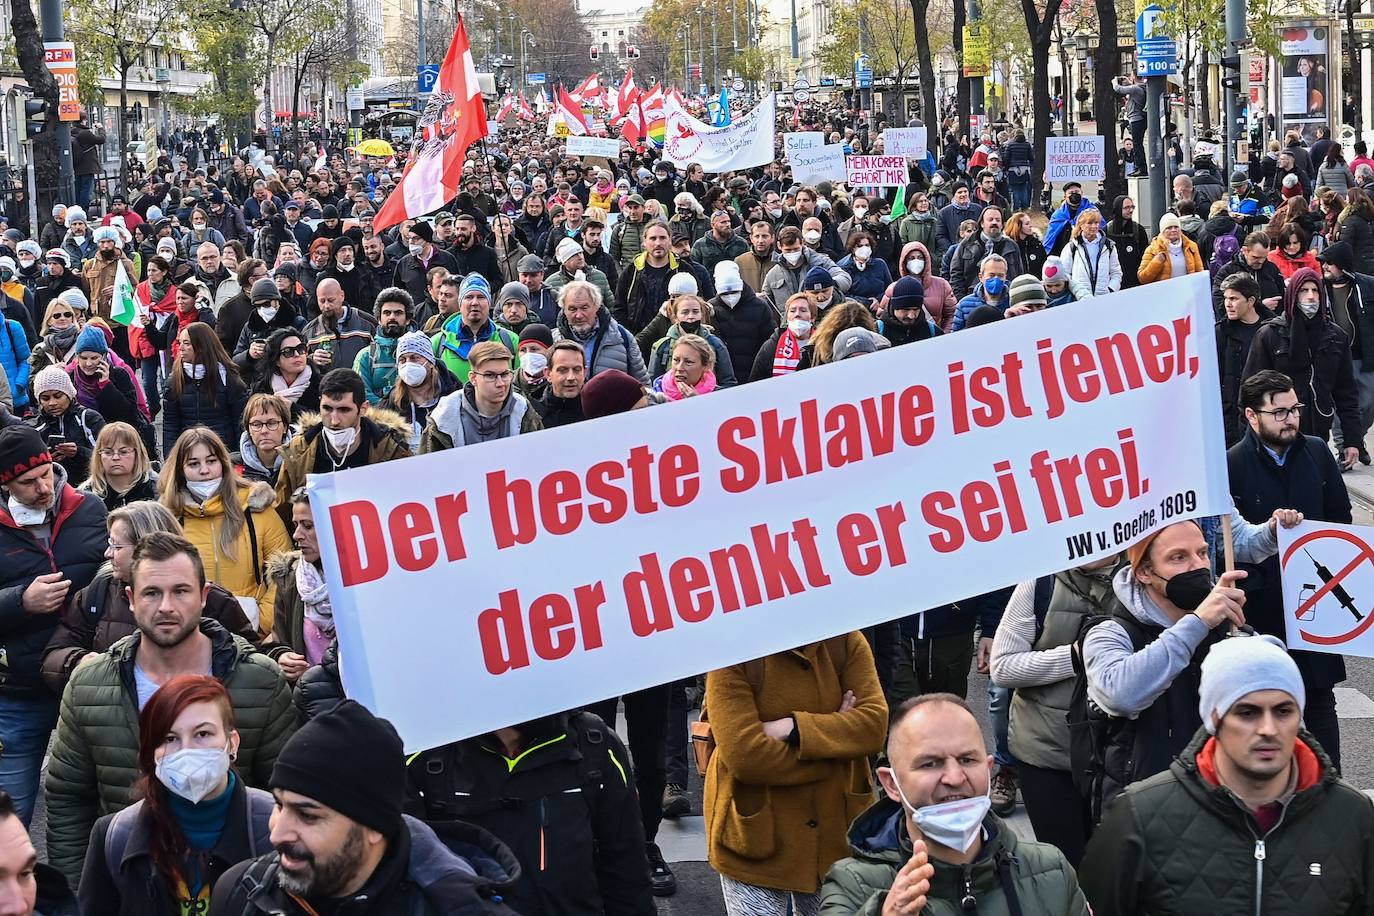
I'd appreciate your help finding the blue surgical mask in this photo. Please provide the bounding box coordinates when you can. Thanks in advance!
[983,276,1007,297]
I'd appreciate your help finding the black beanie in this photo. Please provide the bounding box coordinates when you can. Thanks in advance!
[0,426,51,486]
[330,235,355,259]
[409,221,434,244]
[270,700,405,837]
[518,322,554,349]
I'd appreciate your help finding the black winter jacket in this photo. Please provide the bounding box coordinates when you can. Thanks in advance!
[709,286,777,385]
[1081,728,1374,916]
[1339,211,1374,274]
[292,640,344,725]
[0,479,107,695]
[405,713,655,916]
[160,367,250,458]
[1215,314,1273,445]
[1229,428,1351,690]
[209,816,522,916]
[1212,253,1287,317]
[1243,311,1362,447]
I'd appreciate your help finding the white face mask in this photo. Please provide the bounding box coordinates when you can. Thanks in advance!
[398,362,428,386]
[783,249,804,266]
[855,245,872,261]
[257,306,278,322]
[803,229,822,244]
[522,351,548,377]
[186,477,221,501]
[18,257,35,270]
[322,424,357,454]
[907,257,925,276]
[1298,298,1321,319]
[192,221,206,231]
[891,774,991,853]
[719,291,742,305]
[853,207,869,219]
[768,208,783,218]
[338,262,354,272]
[183,363,206,380]
[8,495,47,527]
[788,317,812,336]
[880,214,893,224]
[408,243,424,256]
[156,743,232,804]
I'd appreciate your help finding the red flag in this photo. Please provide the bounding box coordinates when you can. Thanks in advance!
[495,94,514,122]
[620,96,644,147]
[517,91,536,121]
[556,86,588,135]
[614,69,639,121]
[570,73,600,102]
[375,17,487,232]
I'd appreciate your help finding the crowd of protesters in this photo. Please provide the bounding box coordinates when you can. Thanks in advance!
[0,96,1371,916]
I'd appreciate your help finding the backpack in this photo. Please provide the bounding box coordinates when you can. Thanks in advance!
[691,635,850,776]
[104,785,275,870]
[1209,228,1242,280]
[1065,611,1150,824]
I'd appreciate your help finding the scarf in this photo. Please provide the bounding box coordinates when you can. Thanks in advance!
[772,330,805,376]
[658,369,717,399]
[271,364,313,403]
[70,365,106,410]
[296,557,334,637]
[44,325,79,360]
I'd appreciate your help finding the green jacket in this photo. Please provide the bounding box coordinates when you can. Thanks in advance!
[819,798,1088,916]
[44,619,296,886]
[546,266,615,314]
[353,332,400,405]
[1080,727,1374,916]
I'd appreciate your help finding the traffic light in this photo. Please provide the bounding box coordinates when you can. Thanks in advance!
[24,97,48,138]
[627,45,640,59]
[1220,55,1241,92]
[590,45,599,61]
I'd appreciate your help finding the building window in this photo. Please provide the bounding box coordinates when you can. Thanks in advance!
[602,42,610,54]
[619,41,627,56]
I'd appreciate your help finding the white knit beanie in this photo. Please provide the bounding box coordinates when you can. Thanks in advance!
[1198,634,1305,734]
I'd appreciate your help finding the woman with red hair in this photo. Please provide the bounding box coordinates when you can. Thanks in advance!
[77,675,273,915]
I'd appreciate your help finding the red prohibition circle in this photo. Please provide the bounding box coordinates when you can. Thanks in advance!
[1281,529,1374,645]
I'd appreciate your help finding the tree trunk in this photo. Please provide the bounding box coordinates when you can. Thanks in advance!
[1021,0,1065,209]
[291,54,306,164]
[1198,44,1211,132]
[1349,0,1362,136]
[910,0,936,126]
[954,0,968,135]
[1092,0,1124,204]
[9,0,60,207]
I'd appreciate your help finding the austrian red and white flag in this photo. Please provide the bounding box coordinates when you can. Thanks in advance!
[374,15,488,232]
[494,94,515,122]
[614,69,639,120]
[620,97,644,146]
[555,86,588,135]
[666,86,686,110]
[569,73,600,103]
[639,83,664,120]
[517,92,536,121]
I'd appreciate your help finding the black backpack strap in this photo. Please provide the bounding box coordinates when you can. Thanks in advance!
[1031,576,1056,643]
[245,510,262,586]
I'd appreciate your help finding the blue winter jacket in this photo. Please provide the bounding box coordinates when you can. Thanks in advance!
[0,317,31,409]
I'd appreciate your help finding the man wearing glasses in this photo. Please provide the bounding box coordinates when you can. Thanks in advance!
[1229,369,1353,771]
[421,341,543,451]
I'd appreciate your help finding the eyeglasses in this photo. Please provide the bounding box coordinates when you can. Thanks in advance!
[107,538,134,550]
[473,370,513,383]
[99,448,136,459]
[248,419,284,431]
[279,345,306,358]
[1254,404,1304,422]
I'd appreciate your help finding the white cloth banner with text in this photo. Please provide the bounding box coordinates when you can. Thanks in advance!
[309,274,1229,752]
[662,92,776,172]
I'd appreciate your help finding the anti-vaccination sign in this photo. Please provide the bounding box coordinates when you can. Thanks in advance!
[1279,520,1374,657]
[310,274,1229,752]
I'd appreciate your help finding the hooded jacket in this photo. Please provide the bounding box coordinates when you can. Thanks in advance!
[1105,196,1151,289]
[0,466,107,695]
[45,618,295,886]
[709,284,777,385]
[878,242,956,332]
[819,799,1089,916]
[420,384,543,451]
[176,481,293,638]
[274,408,412,521]
[1243,267,1363,446]
[42,567,256,695]
[1079,728,1374,916]
[208,815,523,916]
[949,231,1024,300]
[1213,250,1287,317]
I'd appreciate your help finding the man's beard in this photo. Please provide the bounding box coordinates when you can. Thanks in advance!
[382,321,403,337]
[1258,424,1300,450]
[142,615,200,649]
[276,823,369,898]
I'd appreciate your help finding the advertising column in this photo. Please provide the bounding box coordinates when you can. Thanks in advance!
[1277,23,1332,143]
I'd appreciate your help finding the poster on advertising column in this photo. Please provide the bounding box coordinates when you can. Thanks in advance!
[1279,24,1330,141]
[309,274,1230,752]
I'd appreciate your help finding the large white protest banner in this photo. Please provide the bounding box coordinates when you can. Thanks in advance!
[662,92,776,171]
[789,143,847,186]
[1045,136,1106,182]
[783,132,824,160]
[310,274,1228,752]
[846,155,907,186]
[1279,520,1374,657]
[565,135,621,157]
[883,127,928,159]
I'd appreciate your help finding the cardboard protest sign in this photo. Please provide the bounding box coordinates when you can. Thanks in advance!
[1279,520,1374,656]
[310,274,1228,751]
[566,135,620,157]
[790,144,847,186]
[1046,136,1106,182]
[783,132,824,160]
[883,127,928,159]
[846,155,907,186]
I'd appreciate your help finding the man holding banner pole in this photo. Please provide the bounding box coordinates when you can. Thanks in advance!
[1229,370,1352,771]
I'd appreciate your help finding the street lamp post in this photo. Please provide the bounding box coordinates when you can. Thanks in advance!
[521,30,533,88]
